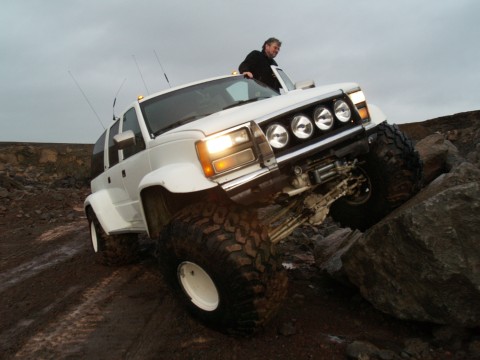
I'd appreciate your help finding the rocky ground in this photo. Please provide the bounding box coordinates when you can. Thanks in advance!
[0,111,479,359]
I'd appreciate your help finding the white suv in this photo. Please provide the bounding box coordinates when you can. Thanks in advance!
[84,67,422,335]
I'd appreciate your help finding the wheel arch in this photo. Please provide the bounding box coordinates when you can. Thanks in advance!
[139,164,217,194]
[140,185,229,239]
[84,190,131,235]
[367,103,388,126]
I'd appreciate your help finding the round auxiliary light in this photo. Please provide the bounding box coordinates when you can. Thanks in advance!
[266,124,289,149]
[291,115,313,139]
[313,106,334,131]
[334,100,351,122]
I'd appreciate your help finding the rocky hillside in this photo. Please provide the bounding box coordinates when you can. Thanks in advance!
[399,110,480,154]
[0,143,92,190]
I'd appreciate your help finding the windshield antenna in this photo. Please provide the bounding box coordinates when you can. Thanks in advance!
[154,49,171,88]
[68,70,105,130]
[112,77,127,120]
[132,54,150,94]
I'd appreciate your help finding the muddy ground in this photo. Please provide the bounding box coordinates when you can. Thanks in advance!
[0,186,474,359]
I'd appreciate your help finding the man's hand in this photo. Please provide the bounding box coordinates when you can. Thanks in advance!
[242,71,253,79]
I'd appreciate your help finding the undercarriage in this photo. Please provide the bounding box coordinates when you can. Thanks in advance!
[263,160,367,243]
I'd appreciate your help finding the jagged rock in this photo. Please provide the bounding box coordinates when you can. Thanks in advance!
[466,142,480,166]
[340,163,480,326]
[403,338,431,358]
[313,228,363,284]
[0,174,24,190]
[345,340,380,359]
[415,133,462,184]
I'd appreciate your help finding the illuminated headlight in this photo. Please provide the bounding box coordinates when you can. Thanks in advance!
[349,90,365,105]
[266,124,289,149]
[205,129,250,154]
[334,100,351,122]
[196,128,255,177]
[291,115,313,139]
[313,106,334,131]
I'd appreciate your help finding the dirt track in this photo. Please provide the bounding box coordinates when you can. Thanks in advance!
[0,188,461,359]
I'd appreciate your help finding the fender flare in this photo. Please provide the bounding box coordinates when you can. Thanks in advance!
[367,103,388,126]
[139,163,217,194]
[84,190,132,235]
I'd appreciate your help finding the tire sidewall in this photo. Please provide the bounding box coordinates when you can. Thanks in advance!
[156,203,287,335]
[87,208,105,253]
[330,122,422,230]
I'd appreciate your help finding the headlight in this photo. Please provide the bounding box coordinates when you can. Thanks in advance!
[205,129,249,154]
[349,90,365,105]
[196,127,255,177]
[291,115,313,139]
[266,124,289,149]
[334,100,351,122]
[349,90,370,122]
[313,106,334,131]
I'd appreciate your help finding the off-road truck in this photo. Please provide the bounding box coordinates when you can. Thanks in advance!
[84,67,422,335]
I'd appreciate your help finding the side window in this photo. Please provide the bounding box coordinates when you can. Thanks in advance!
[91,129,107,178]
[122,108,146,160]
[108,120,120,167]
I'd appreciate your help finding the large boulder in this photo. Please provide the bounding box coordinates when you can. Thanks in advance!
[338,163,480,326]
[312,228,362,284]
[415,133,462,184]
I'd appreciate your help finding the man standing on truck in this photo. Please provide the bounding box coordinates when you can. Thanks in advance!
[239,37,282,92]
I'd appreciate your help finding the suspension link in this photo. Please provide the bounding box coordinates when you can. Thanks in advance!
[267,163,366,244]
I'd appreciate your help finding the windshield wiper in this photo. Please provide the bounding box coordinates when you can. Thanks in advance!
[152,113,213,137]
[176,112,217,124]
[222,97,270,110]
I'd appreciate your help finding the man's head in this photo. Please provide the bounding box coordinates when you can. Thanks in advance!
[262,37,281,59]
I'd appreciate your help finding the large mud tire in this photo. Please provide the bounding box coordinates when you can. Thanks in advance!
[330,122,423,231]
[86,208,139,266]
[156,203,288,336]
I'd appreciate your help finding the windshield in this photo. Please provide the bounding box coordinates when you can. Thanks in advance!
[140,76,279,137]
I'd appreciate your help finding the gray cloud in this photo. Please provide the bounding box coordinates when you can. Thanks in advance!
[1,0,478,143]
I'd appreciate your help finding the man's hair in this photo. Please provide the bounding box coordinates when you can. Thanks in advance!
[262,37,282,52]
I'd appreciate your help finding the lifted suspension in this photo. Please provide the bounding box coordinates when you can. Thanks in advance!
[264,162,366,244]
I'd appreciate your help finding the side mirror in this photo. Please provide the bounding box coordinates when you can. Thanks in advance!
[113,130,136,150]
[295,80,315,90]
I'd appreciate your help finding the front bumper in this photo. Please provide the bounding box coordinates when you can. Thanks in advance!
[222,125,372,205]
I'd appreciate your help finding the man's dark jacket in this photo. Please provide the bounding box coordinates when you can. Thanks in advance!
[238,50,281,92]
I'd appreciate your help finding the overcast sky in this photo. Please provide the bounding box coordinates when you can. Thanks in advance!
[1,0,478,144]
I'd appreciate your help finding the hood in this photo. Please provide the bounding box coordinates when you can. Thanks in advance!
[165,82,359,137]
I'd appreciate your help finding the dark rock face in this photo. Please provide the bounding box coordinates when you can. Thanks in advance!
[415,133,462,184]
[316,110,480,327]
[344,179,480,326]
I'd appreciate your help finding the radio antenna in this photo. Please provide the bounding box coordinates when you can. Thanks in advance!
[68,70,105,130]
[132,54,150,94]
[154,49,171,88]
[112,77,127,120]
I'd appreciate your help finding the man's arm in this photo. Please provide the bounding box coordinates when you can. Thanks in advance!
[238,50,261,78]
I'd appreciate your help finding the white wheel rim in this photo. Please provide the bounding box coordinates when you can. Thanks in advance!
[90,221,99,253]
[177,261,219,311]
